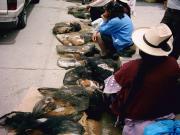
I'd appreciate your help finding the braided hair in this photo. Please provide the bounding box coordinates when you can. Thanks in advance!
[126,50,167,108]
[136,51,166,87]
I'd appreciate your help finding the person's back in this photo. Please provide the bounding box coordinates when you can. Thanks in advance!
[92,1,134,58]
[114,56,179,120]
[99,13,134,51]
[110,23,180,135]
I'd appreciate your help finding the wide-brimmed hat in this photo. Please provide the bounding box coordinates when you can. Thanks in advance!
[119,0,129,4]
[132,23,173,56]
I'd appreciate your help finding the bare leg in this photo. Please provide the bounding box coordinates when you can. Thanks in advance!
[96,33,109,56]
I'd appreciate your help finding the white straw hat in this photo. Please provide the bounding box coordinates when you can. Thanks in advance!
[132,23,173,56]
[119,0,129,4]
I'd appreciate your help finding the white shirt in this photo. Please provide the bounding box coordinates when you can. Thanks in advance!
[89,0,111,7]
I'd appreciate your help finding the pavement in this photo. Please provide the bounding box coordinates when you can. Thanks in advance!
[0,0,165,117]
[0,0,77,116]
[132,1,165,28]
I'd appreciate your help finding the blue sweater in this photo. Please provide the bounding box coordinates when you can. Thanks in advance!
[98,14,134,51]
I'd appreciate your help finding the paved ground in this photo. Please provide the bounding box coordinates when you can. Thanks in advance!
[0,0,78,116]
[132,1,165,28]
[0,0,165,117]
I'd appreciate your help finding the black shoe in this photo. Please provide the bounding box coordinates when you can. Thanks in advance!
[101,53,119,60]
[112,53,119,60]
[118,49,136,58]
[101,55,109,59]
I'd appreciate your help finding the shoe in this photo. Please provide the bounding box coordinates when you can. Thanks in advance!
[112,53,119,60]
[118,49,136,58]
[101,53,119,60]
[101,55,109,59]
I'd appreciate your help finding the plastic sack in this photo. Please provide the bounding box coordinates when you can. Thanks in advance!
[144,120,180,135]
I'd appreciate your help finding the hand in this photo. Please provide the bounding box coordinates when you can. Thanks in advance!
[92,32,98,42]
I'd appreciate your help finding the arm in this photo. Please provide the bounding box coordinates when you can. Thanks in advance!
[91,15,106,41]
[114,62,130,86]
[92,31,99,41]
[99,19,118,35]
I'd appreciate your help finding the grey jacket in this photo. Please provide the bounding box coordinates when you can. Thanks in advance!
[167,0,180,10]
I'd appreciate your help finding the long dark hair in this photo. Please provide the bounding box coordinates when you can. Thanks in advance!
[104,1,125,20]
[133,50,167,90]
[125,50,167,107]
[118,50,167,123]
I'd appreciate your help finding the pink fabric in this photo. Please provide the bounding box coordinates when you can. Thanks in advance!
[103,75,121,94]
[122,113,175,135]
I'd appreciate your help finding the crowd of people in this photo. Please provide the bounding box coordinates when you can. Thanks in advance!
[85,0,180,134]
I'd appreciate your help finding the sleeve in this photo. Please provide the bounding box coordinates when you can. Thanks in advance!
[99,19,118,35]
[103,75,122,94]
[114,62,130,87]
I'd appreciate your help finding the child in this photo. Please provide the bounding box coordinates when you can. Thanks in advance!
[92,1,134,59]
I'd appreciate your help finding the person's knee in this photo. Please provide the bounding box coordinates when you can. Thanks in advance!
[96,33,103,42]
[97,33,101,38]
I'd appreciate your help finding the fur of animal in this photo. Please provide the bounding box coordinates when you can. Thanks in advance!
[0,111,85,135]
[37,86,90,112]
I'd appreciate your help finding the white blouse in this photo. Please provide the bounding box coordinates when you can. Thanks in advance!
[89,0,111,7]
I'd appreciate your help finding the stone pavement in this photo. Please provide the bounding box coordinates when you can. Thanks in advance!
[132,1,165,28]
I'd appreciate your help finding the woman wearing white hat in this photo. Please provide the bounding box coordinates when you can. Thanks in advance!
[109,23,180,135]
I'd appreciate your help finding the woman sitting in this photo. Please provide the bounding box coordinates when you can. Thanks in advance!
[92,1,134,59]
[109,23,180,135]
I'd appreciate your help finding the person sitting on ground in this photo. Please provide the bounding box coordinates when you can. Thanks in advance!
[109,23,180,135]
[92,1,134,59]
[86,0,111,21]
